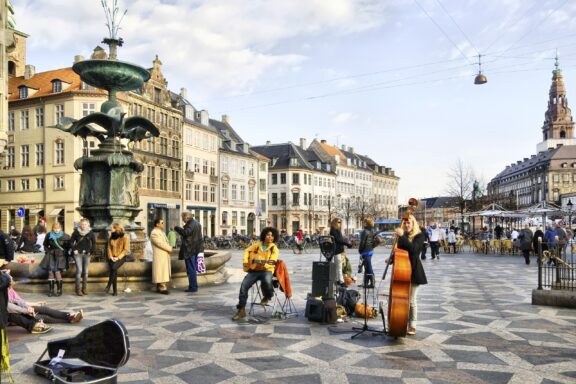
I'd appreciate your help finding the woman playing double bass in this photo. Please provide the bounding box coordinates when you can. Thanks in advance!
[386,214,428,335]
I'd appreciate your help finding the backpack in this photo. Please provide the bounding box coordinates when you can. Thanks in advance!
[336,288,360,316]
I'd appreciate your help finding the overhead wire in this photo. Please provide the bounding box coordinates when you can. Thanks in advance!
[434,0,479,56]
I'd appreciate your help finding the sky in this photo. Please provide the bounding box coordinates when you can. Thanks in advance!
[13,0,576,204]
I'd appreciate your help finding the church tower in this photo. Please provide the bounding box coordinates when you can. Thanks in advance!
[537,57,575,152]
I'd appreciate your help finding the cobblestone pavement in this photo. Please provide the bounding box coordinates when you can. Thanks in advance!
[6,248,576,383]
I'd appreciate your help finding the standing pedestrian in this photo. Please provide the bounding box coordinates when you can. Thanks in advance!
[518,224,533,265]
[420,225,429,260]
[167,227,178,248]
[70,218,96,296]
[105,223,129,296]
[150,218,172,294]
[429,223,443,260]
[533,225,546,254]
[0,231,14,262]
[329,218,352,288]
[447,228,457,254]
[358,218,378,288]
[40,222,70,297]
[175,212,204,293]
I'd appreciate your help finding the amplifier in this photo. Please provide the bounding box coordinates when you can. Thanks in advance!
[312,261,336,298]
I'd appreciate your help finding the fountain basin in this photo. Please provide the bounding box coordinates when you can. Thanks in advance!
[10,250,232,294]
[73,59,150,92]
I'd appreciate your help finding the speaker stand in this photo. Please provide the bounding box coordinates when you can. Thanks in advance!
[351,267,386,339]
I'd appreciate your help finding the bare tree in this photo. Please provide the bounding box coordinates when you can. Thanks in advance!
[446,159,474,230]
[339,197,355,235]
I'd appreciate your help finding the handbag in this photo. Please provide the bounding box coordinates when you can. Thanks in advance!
[196,252,206,273]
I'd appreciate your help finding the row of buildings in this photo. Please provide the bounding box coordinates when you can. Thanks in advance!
[0,27,399,237]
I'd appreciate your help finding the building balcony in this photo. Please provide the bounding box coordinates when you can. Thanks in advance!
[185,170,194,180]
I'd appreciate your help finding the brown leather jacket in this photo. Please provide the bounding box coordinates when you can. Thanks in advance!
[107,234,129,260]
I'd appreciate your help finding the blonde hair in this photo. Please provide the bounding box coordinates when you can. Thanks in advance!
[364,218,374,228]
[111,223,124,233]
[330,217,342,230]
[405,214,421,241]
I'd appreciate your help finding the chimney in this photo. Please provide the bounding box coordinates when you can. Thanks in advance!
[341,144,346,151]
[299,137,307,149]
[222,114,229,124]
[200,110,209,126]
[73,55,84,64]
[349,147,354,154]
[24,65,35,79]
[180,87,187,99]
[266,141,271,145]
[321,139,327,144]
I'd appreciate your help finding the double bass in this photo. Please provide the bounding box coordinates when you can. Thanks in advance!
[384,198,418,337]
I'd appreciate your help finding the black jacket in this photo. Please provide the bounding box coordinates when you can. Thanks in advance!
[396,232,428,285]
[0,272,11,329]
[70,229,97,255]
[359,228,375,254]
[176,219,204,259]
[330,228,351,255]
[0,232,14,261]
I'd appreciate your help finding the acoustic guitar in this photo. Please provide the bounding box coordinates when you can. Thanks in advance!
[245,246,277,272]
[386,247,412,337]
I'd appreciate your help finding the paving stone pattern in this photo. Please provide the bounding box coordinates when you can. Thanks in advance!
[6,249,576,383]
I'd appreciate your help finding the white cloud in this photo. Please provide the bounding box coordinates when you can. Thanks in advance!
[332,112,356,124]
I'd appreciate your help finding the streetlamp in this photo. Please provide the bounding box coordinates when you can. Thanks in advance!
[567,199,573,231]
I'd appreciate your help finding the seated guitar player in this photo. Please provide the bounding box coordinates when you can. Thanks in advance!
[232,227,279,321]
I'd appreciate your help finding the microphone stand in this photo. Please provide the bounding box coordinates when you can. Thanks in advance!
[351,258,386,339]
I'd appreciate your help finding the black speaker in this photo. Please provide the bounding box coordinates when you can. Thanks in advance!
[312,261,336,298]
[305,298,324,322]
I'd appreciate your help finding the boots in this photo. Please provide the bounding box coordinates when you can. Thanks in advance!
[232,307,246,321]
[47,280,55,297]
[75,284,83,296]
[56,280,63,296]
[105,277,112,294]
[81,283,87,296]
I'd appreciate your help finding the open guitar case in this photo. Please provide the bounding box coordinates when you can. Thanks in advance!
[34,319,130,383]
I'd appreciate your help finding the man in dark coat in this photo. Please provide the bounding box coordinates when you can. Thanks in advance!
[175,212,204,293]
[0,232,14,262]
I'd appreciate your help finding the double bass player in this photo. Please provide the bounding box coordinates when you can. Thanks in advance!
[386,213,428,335]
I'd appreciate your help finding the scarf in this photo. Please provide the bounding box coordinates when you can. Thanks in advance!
[78,226,91,236]
[110,232,123,240]
[49,231,63,241]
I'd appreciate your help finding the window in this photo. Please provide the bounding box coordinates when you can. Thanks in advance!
[6,147,14,168]
[8,112,14,132]
[21,145,29,167]
[232,211,238,226]
[249,163,255,177]
[210,161,216,176]
[82,140,96,157]
[281,192,286,205]
[272,193,278,205]
[154,87,161,104]
[159,168,168,191]
[20,110,29,130]
[52,80,62,93]
[293,192,299,205]
[222,183,228,200]
[240,211,246,226]
[35,144,44,166]
[172,139,179,158]
[260,162,266,171]
[194,157,200,173]
[290,158,298,166]
[231,184,237,200]
[185,129,193,145]
[147,137,155,153]
[563,174,570,183]
[147,166,156,189]
[194,185,200,201]
[160,137,168,155]
[280,173,286,184]
[272,174,277,185]
[171,170,179,192]
[54,140,65,165]
[240,160,246,175]
[259,178,266,191]
[210,186,216,202]
[292,173,299,185]
[19,87,28,99]
[222,211,228,225]
[7,180,15,191]
[239,185,245,201]
[55,104,64,124]
[260,199,266,213]
[249,185,255,202]
[553,174,559,183]
[54,175,65,190]
[82,103,95,117]
[185,182,192,200]
[36,178,44,190]
[203,185,208,202]
[21,179,29,191]
[81,81,94,90]
[203,159,208,174]
[35,107,44,128]
[221,157,228,173]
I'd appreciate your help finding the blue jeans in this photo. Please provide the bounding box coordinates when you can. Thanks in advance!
[361,251,374,285]
[73,253,91,287]
[184,256,198,292]
[237,270,273,309]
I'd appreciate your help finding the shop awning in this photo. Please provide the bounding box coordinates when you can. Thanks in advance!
[48,208,63,216]
[29,208,43,214]
[375,219,401,224]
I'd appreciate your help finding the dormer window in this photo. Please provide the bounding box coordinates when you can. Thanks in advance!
[81,81,95,90]
[562,162,568,168]
[290,158,298,166]
[19,86,28,99]
[52,80,62,93]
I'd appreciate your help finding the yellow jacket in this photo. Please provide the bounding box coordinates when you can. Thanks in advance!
[243,241,278,273]
[108,234,129,260]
